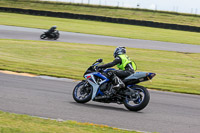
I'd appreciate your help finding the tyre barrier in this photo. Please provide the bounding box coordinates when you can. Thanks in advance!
[1,7,200,32]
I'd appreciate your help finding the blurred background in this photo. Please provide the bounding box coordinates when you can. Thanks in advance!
[43,0,200,15]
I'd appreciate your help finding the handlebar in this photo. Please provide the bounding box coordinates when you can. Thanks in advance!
[92,61,105,72]
[92,62,100,66]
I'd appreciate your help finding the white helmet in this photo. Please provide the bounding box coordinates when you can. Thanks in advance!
[52,25,57,29]
[113,47,126,58]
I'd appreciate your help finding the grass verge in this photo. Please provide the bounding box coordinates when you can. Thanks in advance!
[0,39,200,95]
[1,12,200,45]
[0,0,200,27]
[0,111,140,133]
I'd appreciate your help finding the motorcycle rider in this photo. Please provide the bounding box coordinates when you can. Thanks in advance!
[98,46,137,93]
[46,25,57,38]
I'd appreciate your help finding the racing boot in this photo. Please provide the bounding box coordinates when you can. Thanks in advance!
[112,75,125,92]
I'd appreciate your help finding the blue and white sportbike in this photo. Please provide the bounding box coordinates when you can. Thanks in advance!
[73,59,156,111]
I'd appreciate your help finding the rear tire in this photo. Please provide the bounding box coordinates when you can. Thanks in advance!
[40,34,46,39]
[123,85,150,111]
[73,81,92,103]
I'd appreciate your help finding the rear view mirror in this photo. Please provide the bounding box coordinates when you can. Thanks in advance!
[96,58,103,63]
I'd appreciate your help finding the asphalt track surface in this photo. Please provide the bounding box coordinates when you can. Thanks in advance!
[0,73,200,133]
[1,25,200,53]
[1,25,200,133]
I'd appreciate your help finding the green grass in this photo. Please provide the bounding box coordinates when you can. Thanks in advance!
[1,12,200,45]
[1,0,200,27]
[0,39,200,95]
[1,2,199,132]
[0,111,140,133]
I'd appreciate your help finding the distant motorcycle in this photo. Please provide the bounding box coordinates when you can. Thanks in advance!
[40,30,60,40]
[72,59,156,111]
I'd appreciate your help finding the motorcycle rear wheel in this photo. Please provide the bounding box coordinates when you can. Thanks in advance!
[73,81,92,103]
[40,34,46,39]
[123,85,150,111]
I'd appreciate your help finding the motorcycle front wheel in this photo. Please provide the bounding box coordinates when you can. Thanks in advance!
[73,80,92,103]
[40,34,46,39]
[54,33,59,40]
[123,85,150,111]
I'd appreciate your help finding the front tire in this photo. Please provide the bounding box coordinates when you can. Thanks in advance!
[54,33,59,40]
[123,85,150,111]
[73,81,92,103]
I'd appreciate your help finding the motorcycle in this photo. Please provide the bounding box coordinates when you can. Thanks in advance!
[72,59,156,111]
[40,30,60,40]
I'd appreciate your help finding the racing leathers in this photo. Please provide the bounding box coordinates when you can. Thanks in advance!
[98,54,136,91]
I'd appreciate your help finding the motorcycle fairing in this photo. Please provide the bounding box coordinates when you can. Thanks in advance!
[125,72,149,80]
[85,72,109,100]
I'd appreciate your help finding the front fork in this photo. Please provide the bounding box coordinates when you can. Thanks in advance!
[80,80,91,93]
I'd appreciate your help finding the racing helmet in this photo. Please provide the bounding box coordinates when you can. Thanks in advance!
[52,25,57,29]
[113,46,126,58]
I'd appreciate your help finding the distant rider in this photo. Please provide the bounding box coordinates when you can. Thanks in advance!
[46,25,57,37]
[98,46,137,93]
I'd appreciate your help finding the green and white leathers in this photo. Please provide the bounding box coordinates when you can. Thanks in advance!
[117,54,137,71]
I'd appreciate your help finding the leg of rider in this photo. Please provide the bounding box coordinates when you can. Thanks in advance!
[111,70,126,91]
[104,70,129,95]
[112,70,135,91]
[114,70,132,79]
[50,33,55,38]
[45,32,51,38]
[101,70,123,95]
